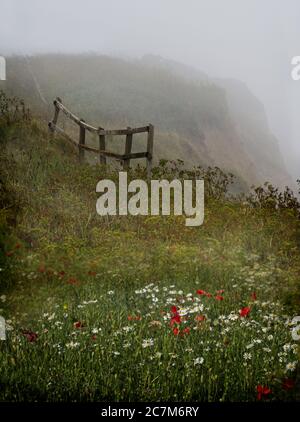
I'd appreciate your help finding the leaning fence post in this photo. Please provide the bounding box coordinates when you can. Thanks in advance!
[48,98,61,137]
[123,127,133,170]
[146,124,154,180]
[99,128,106,165]
[79,119,86,163]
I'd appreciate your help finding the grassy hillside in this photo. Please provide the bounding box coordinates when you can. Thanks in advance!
[0,97,299,401]
[2,54,293,191]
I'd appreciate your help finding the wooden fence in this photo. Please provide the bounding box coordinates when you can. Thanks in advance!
[48,97,154,177]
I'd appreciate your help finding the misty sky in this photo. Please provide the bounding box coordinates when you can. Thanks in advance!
[1,0,299,180]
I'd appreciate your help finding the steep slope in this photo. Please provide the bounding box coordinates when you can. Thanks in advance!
[142,55,293,190]
[215,78,292,189]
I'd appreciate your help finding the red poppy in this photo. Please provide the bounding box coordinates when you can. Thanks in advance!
[205,292,212,298]
[239,306,251,317]
[170,305,181,326]
[282,378,295,391]
[196,289,206,296]
[171,306,178,314]
[22,330,38,343]
[58,271,65,278]
[88,270,96,277]
[173,327,180,336]
[170,314,181,326]
[38,265,46,273]
[251,291,257,301]
[127,315,141,321]
[181,327,190,335]
[67,277,78,285]
[256,385,271,400]
[15,243,21,249]
[217,289,225,294]
[195,315,206,322]
[5,251,14,257]
[91,335,97,341]
[215,295,224,301]
[74,321,83,329]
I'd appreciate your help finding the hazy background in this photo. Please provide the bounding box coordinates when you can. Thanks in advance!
[0,0,299,181]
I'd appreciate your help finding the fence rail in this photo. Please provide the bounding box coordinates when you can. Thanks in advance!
[48,97,154,177]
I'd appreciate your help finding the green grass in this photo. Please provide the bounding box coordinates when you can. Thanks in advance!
[0,119,299,401]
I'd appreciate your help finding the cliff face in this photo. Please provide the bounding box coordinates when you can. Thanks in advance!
[2,54,293,191]
[142,55,293,190]
[215,78,292,189]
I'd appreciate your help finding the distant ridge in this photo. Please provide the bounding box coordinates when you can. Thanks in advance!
[2,53,294,191]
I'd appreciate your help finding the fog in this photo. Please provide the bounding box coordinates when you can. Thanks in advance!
[1,0,299,181]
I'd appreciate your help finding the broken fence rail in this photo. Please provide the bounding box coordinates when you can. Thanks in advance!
[48,97,154,177]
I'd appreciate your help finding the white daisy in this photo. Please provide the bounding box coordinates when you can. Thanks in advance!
[286,362,297,372]
[243,352,252,361]
[66,341,80,349]
[194,357,204,365]
[142,338,154,348]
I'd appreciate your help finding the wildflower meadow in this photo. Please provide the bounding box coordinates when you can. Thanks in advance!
[0,102,299,401]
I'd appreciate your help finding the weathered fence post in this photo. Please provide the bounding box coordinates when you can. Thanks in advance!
[79,119,86,163]
[146,124,154,180]
[123,127,133,170]
[99,129,106,165]
[48,98,154,171]
[48,97,61,137]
